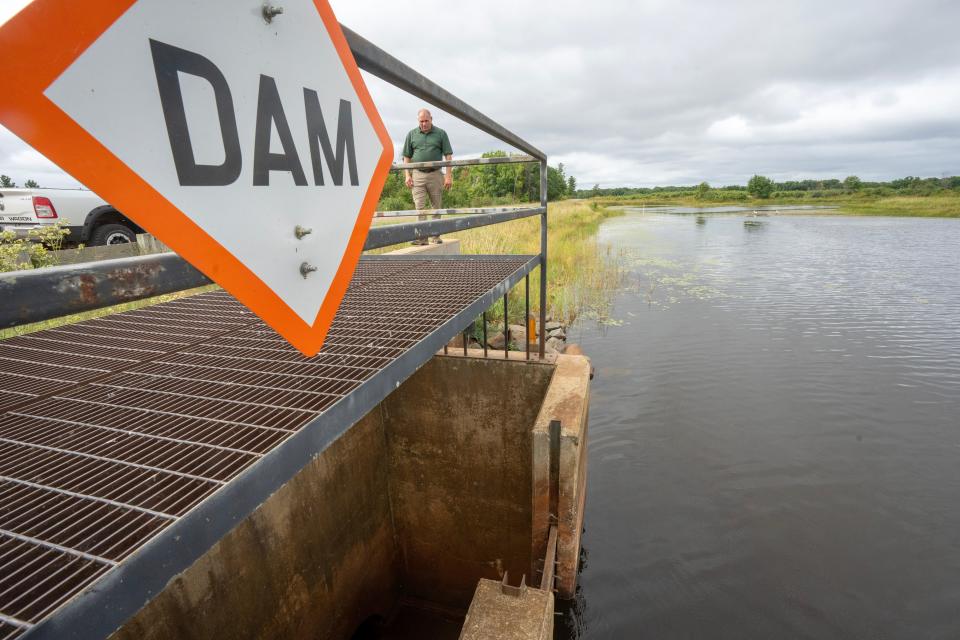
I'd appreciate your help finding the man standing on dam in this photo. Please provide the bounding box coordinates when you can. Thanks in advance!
[402,108,453,244]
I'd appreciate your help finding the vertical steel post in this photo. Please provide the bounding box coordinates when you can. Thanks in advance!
[525,273,530,361]
[539,159,548,359]
[503,292,509,359]
[482,311,488,358]
[463,327,468,356]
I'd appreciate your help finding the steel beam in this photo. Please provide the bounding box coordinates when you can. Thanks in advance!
[392,155,536,171]
[0,252,211,330]
[342,26,545,160]
[539,160,548,358]
[374,205,538,218]
[364,206,544,249]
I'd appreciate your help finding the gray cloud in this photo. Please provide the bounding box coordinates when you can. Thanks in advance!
[1,0,957,188]
[334,0,960,186]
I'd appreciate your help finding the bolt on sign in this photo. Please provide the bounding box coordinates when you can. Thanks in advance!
[0,0,393,356]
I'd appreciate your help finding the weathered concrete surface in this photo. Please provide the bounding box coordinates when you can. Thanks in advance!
[110,412,400,640]
[531,354,591,598]
[136,233,171,255]
[383,355,555,610]
[107,350,587,639]
[458,579,553,640]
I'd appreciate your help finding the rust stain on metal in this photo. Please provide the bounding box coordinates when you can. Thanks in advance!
[74,273,99,308]
[109,264,163,299]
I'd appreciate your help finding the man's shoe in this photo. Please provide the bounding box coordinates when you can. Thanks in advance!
[411,239,428,246]
[429,237,443,244]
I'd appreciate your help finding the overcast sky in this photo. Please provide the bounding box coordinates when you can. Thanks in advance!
[2,0,958,188]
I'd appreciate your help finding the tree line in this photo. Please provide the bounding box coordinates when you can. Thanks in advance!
[0,175,40,188]
[378,151,575,211]
[576,174,960,201]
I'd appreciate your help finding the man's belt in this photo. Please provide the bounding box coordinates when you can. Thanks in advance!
[415,167,437,173]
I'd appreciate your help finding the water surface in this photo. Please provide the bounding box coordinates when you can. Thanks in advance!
[562,213,960,639]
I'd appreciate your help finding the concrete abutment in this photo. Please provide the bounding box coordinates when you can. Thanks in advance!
[109,351,590,639]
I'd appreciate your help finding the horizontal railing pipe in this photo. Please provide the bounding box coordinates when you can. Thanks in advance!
[391,155,537,171]
[375,205,537,218]
[364,207,544,249]
[0,253,211,330]
[342,25,545,160]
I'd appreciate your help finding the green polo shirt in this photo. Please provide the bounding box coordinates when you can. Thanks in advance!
[402,126,453,163]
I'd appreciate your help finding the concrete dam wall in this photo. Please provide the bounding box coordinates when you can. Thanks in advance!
[108,352,590,639]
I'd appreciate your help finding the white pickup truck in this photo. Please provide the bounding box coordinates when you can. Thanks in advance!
[0,188,144,246]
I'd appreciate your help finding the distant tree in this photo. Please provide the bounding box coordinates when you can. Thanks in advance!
[843,175,862,191]
[590,183,600,198]
[747,174,774,198]
[24,179,39,188]
[546,165,567,201]
[695,181,711,199]
[0,175,15,188]
[567,176,576,195]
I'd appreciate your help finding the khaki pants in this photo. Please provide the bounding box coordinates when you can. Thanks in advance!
[411,169,443,242]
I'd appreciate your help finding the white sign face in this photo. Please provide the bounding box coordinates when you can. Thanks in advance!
[44,0,389,329]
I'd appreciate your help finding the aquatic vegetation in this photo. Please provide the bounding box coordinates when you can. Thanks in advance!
[622,254,729,308]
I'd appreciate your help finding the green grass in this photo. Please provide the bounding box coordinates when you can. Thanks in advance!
[453,200,625,325]
[365,201,624,324]
[833,194,960,217]
[593,191,960,217]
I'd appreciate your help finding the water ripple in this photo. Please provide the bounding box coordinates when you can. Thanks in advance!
[564,214,960,640]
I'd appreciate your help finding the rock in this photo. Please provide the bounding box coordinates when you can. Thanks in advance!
[545,336,564,354]
[508,324,528,345]
[548,328,566,340]
[545,321,562,332]
[487,331,507,350]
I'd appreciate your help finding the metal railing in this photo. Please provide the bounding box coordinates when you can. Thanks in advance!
[0,23,549,357]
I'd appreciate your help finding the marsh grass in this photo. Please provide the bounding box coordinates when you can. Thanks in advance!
[835,194,960,217]
[364,201,624,325]
[594,191,960,218]
[453,200,625,325]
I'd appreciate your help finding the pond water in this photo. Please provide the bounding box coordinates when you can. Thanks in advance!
[560,212,960,639]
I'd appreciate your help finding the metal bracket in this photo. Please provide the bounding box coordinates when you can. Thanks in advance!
[500,571,527,598]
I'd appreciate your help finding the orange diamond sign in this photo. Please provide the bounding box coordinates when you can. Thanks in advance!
[0,0,393,356]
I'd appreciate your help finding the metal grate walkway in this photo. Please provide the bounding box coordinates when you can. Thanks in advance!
[0,255,537,639]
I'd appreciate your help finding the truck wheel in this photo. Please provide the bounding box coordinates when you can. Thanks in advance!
[90,223,136,246]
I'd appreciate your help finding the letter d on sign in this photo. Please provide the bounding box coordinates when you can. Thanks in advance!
[150,39,242,186]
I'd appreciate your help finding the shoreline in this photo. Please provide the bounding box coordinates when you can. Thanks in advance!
[606,200,960,218]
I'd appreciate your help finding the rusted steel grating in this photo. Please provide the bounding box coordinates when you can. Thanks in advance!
[0,255,532,639]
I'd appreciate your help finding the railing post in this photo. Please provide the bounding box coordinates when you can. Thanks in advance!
[539,159,548,359]
[525,273,530,361]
